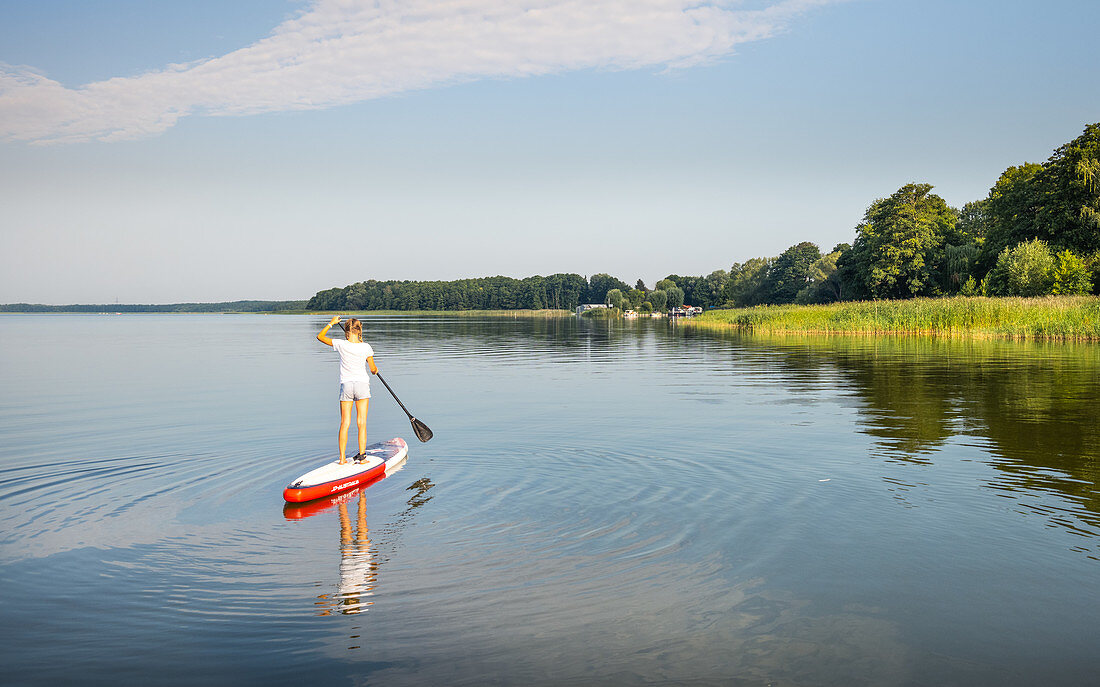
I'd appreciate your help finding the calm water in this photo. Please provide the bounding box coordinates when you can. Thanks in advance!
[1,314,1098,686]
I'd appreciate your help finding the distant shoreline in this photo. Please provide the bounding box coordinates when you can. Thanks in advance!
[276,309,573,317]
[1,303,572,317]
[0,300,307,314]
[684,296,1100,341]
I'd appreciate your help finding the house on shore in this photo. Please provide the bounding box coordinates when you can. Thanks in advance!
[576,304,609,315]
[669,305,703,317]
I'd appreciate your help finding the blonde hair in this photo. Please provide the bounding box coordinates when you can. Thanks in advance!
[341,318,362,339]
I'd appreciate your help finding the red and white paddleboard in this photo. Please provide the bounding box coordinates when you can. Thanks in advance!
[283,437,408,503]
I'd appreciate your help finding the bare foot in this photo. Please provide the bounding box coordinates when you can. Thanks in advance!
[338,459,347,465]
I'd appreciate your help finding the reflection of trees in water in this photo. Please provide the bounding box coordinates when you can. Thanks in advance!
[734,335,1100,539]
[810,338,975,464]
[356,316,591,355]
[387,316,1100,532]
[386,317,1100,528]
[970,349,1100,528]
[341,315,690,363]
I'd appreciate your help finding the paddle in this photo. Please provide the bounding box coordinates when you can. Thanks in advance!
[375,372,433,443]
[329,317,432,442]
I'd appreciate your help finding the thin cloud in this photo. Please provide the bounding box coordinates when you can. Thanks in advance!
[0,0,836,145]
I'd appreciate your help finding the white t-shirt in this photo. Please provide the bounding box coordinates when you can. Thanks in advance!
[332,339,375,383]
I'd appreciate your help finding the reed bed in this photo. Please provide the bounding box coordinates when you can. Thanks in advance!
[686,296,1100,340]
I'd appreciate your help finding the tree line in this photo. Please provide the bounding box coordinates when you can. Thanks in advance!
[309,274,605,311]
[308,122,1098,312]
[307,272,697,314]
[706,121,1100,308]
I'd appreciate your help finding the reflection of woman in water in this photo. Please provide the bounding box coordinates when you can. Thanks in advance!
[308,476,433,618]
[332,491,376,615]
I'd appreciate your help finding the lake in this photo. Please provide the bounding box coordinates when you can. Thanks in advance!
[1,314,1098,686]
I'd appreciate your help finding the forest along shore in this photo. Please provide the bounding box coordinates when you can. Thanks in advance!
[0,307,574,318]
[287,309,573,317]
[685,296,1100,341]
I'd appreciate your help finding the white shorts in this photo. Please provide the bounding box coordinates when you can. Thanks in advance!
[339,381,371,401]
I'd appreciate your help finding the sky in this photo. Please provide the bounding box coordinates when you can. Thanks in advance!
[1,0,1097,304]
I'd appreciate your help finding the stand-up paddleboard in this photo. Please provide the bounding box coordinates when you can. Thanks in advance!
[283,437,408,503]
[283,456,407,520]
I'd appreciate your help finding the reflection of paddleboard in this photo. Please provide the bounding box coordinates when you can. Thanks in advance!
[283,437,408,503]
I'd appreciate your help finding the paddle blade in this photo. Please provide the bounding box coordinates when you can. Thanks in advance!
[411,417,433,443]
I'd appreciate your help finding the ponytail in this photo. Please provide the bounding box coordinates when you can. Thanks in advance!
[341,318,362,339]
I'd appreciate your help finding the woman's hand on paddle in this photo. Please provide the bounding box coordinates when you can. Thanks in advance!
[317,316,340,346]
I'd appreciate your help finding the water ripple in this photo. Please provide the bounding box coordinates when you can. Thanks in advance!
[3,315,1100,685]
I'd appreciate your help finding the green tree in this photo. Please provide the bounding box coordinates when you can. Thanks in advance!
[983,163,1043,269]
[985,239,1056,297]
[1051,250,1092,295]
[604,288,625,309]
[941,243,981,294]
[833,243,867,301]
[307,273,591,312]
[1033,122,1100,254]
[346,282,369,309]
[981,123,1100,268]
[763,242,822,304]
[953,199,991,246]
[701,270,730,307]
[544,273,588,310]
[587,274,631,304]
[796,250,843,303]
[1086,252,1100,294]
[675,275,704,306]
[724,258,772,306]
[655,278,677,291]
[666,286,685,309]
[307,287,345,310]
[648,289,668,311]
[849,183,957,299]
[944,200,988,292]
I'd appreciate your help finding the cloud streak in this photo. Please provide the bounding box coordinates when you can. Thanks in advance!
[0,0,834,145]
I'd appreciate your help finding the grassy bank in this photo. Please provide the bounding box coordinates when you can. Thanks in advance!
[685,296,1100,340]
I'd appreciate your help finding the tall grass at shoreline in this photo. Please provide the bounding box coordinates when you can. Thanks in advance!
[686,296,1100,340]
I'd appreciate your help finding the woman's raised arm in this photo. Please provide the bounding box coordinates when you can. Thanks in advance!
[317,315,341,346]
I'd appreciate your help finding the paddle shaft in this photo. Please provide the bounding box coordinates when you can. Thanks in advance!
[329,318,432,441]
[375,372,413,419]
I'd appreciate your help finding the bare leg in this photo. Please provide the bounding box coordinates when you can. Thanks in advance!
[339,400,353,464]
[356,491,368,546]
[355,398,370,456]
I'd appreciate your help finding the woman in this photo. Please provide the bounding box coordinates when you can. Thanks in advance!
[317,315,379,464]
